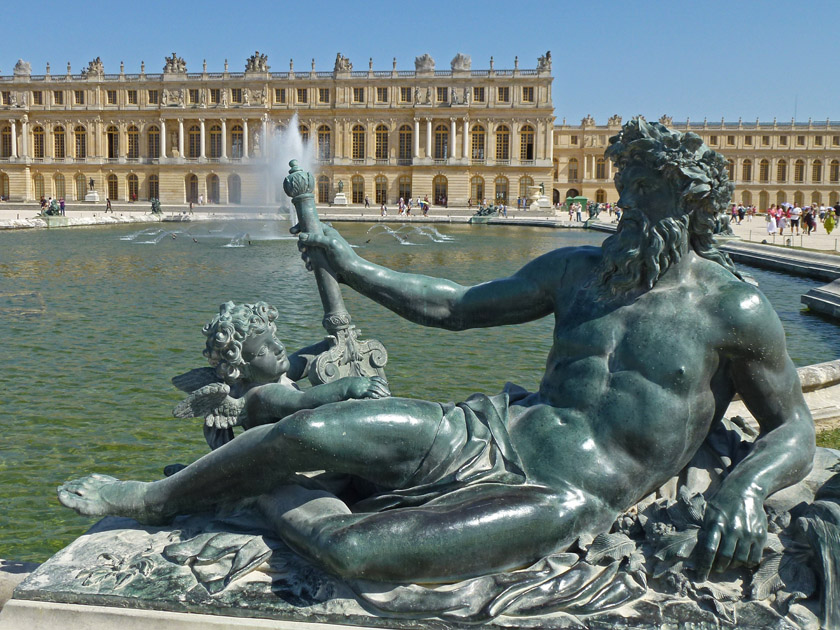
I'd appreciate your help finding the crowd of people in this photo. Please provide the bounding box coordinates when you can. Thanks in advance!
[763,202,840,236]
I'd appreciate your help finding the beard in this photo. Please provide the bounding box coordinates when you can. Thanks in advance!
[596,208,690,299]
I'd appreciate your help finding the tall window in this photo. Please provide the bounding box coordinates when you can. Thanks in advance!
[726,159,734,182]
[473,87,485,102]
[375,125,389,161]
[351,125,365,161]
[353,88,364,103]
[228,174,241,203]
[299,124,309,144]
[1,126,10,157]
[742,159,752,182]
[207,175,219,203]
[127,174,139,200]
[107,174,118,199]
[210,89,220,104]
[297,88,308,104]
[433,175,447,204]
[596,189,607,203]
[794,159,805,183]
[188,125,200,158]
[231,125,243,158]
[33,174,44,199]
[351,175,364,204]
[595,158,606,179]
[147,90,158,104]
[813,160,823,183]
[147,126,160,158]
[127,126,139,159]
[209,125,222,158]
[274,88,285,104]
[317,175,330,203]
[231,88,242,103]
[398,125,412,162]
[376,87,388,103]
[400,87,411,103]
[107,90,117,105]
[494,176,508,203]
[187,174,198,202]
[54,126,66,159]
[74,90,85,105]
[759,159,770,182]
[74,126,87,159]
[777,159,787,182]
[127,90,138,105]
[436,87,448,103]
[0,174,7,200]
[375,174,387,204]
[522,86,535,102]
[568,158,579,181]
[398,175,411,201]
[33,127,45,159]
[470,125,485,161]
[319,88,330,104]
[495,125,510,161]
[831,160,840,183]
[75,174,86,200]
[520,125,534,161]
[53,91,64,105]
[497,86,509,103]
[317,125,331,161]
[148,174,159,199]
[519,176,533,199]
[54,174,65,199]
[471,176,484,202]
[433,124,448,160]
[106,126,119,159]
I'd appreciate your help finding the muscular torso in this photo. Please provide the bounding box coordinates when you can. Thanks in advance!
[508,250,737,510]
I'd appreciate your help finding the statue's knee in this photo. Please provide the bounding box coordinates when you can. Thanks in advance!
[318,527,369,578]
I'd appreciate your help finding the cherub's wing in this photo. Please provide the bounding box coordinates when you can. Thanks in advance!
[171,367,220,393]
[172,382,245,430]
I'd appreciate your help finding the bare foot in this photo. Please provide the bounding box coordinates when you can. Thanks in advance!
[57,474,164,524]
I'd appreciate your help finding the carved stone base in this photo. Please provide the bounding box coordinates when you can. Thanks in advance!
[84,191,99,203]
[332,193,347,206]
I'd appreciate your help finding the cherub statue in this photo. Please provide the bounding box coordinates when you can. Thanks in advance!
[171,301,389,451]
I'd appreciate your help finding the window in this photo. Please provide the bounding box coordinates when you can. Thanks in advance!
[299,124,309,143]
[494,176,508,203]
[107,174,118,200]
[470,125,485,161]
[376,87,388,103]
[33,173,44,199]
[351,175,364,204]
[32,91,42,105]
[744,135,752,145]
[794,159,805,183]
[726,135,735,146]
[831,160,840,183]
[188,125,200,158]
[53,91,64,105]
[148,126,160,158]
[107,90,117,105]
[398,125,412,162]
[434,175,448,204]
[709,135,718,146]
[228,174,241,204]
[596,189,607,204]
[519,176,533,200]
[797,135,805,146]
[522,86,534,102]
[148,90,158,104]
[470,176,484,203]
[33,127,44,158]
[813,160,823,182]
[570,135,578,145]
[0,92,9,105]
[353,87,365,103]
[75,174,86,200]
[274,88,285,104]
[375,125,389,161]
[433,124,448,160]
[520,125,535,161]
[436,87,448,103]
[400,87,411,103]
[834,136,840,147]
[759,159,770,182]
[296,88,307,104]
[0,173,7,199]
[1,126,10,157]
[231,88,243,103]
[742,159,752,182]
[148,174,159,200]
[726,159,734,181]
[816,135,823,146]
[375,175,387,204]
[595,158,606,179]
[127,90,138,105]
[351,124,365,160]
[127,174,138,200]
[317,175,330,204]
[186,174,198,203]
[209,125,221,158]
[495,125,510,161]
[209,89,220,104]
[473,86,485,102]
[398,175,411,201]
[777,159,787,182]
[317,125,331,161]
[761,135,770,146]
[125,126,139,159]
[568,158,579,181]
[54,126,65,158]
[74,126,86,158]
[319,88,330,103]
[231,125,243,158]
[497,86,509,102]
[779,135,788,146]
[107,126,119,158]
[188,89,199,104]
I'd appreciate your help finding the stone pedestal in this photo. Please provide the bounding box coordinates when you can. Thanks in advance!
[332,193,348,206]
[537,195,551,209]
[84,191,100,203]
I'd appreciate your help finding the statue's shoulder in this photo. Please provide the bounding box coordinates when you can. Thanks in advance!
[524,246,601,282]
[708,272,783,354]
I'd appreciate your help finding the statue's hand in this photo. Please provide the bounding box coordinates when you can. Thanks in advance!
[293,224,355,273]
[345,376,390,400]
[695,489,767,581]
[173,382,247,430]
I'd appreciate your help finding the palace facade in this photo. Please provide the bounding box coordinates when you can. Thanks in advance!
[2,52,839,209]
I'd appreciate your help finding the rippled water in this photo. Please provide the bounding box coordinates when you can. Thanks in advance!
[1,222,838,562]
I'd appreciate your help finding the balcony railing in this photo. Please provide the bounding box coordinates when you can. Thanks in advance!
[397,158,412,166]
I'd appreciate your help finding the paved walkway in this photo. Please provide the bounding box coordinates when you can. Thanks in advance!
[726,216,840,254]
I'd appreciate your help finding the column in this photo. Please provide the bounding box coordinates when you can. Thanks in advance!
[221,119,227,159]
[243,119,249,158]
[20,116,28,158]
[425,118,432,158]
[178,119,184,157]
[10,120,17,158]
[199,119,206,159]
[160,119,166,158]
[463,118,469,159]
[544,120,552,159]
[413,118,419,158]
[261,115,268,158]
[450,118,456,159]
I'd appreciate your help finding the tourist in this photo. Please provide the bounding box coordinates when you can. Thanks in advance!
[766,212,777,235]
[790,204,802,235]
[364,195,370,208]
[198,194,204,206]
[59,198,65,215]
[105,198,112,213]
[380,203,387,217]
[777,211,787,236]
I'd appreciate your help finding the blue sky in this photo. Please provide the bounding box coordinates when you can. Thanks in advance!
[4,0,835,125]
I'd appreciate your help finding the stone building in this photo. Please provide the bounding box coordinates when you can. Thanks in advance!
[0,52,555,206]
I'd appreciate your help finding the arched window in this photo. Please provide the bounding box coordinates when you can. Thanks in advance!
[759,191,769,211]
[351,125,365,161]
[595,158,606,179]
[495,125,510,161]
[794,191,804,207]
[299,124,309,144]
[832,192,840,207]
[398,175,411,201]
[147,126,160,159]
[471,176,484,203]
[317,175,330,203]
[75,173,86,200]
[568,158,579,181]
[553,158,559,180]
[74,126,86,159]
[54,173,65,199]
[0,173,10,199]
[433,175,448,205]
[776,159,787,182]
[106,126,119,159]
[231,125,243,159]
[33,126,45,159]
[794,159,805,183]
[471,125,485,162]
[759,159,770,182]
[107,174,118,200]
[54,126,66,159]
[148,174,159,200]
[375,174,388,203]
[127,173,139,200]
[376,125,389,161]
[519,176,533,200]
[317,125,331,161]
[351,175,364,204]
[209,125,221,158]
[126,126,139,159]
[398,125,412,162]
[33,173,44,199]
[207,174,219,203]
[494,176,508,203]
[0,126,10,158]
[812,160,823,183]
[188,125,200,159]
[595,189,607,203]
[186,174,198,202]
[726,159,734,182]
[775,191,786,206]
[831,160,840,183]
[811,191,821,207]
[742,159,752,182]
[433,124,448,160]
[228,174,241,203]
[520,125,535,161]
[741,191,752,206]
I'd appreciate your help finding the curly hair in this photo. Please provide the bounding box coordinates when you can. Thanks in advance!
[202,301,280,383]
[606,117,741,279]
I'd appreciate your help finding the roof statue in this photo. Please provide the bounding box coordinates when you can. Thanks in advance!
[13,59,31,76]
[245,51,270,73]
[582,113,595,126]
[333,53,352,73]
[163,52,187,74]
[414,53,435,73]
[537,50,552,72]
[659,114,674,126]
[450,53,471,72]
[608,114,623,126]
[81,57,104,77]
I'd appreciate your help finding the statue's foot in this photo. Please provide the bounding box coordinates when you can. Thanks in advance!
[57,474,164,524]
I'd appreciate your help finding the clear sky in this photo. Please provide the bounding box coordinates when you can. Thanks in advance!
[4,0,835,125]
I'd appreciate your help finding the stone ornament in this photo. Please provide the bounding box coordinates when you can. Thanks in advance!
[81,57,104,77]
[163,52,187,74]
[245,51,269,73]
[582,113,595,126]
[450,53,471,72]
[415,53,435,73]
[13,59,31,76]
[659,114,674,126]
[333,53,352,73]
[537,50,552,72]
[608,114,623,126]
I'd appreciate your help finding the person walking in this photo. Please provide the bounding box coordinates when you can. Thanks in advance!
[105,198,112,213]
[364,195,370,208]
